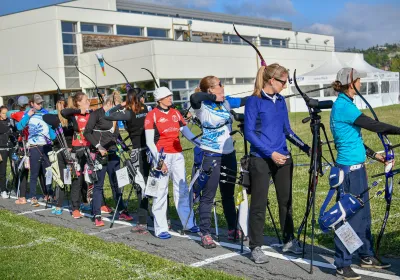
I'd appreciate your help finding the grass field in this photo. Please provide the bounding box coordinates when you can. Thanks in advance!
[109,104,400,256]
[0,210,241,280]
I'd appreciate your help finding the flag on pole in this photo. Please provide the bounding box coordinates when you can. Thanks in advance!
[236,186,249,237]
[95,53,106,76]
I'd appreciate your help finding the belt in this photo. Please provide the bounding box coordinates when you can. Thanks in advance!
[337,163,364,174]
[350,163,364,171]
[204,151,222,157]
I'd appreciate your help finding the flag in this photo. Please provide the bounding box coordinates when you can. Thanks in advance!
[95,53,106,76]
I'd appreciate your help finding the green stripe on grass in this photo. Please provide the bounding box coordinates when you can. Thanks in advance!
[0,210,242,280]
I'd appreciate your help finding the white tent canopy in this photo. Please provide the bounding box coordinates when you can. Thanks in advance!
[289,52,400,112]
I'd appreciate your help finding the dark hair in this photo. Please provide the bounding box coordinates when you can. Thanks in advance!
[253,63,288,97]
[0,106,7,112]
[72,92,86,109]
[332,81,350,93]
[126,88,145,113]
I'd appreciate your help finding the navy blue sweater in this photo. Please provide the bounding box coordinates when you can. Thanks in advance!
[244,91,310,158]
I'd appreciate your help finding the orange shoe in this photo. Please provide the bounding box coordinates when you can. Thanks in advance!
[15,197,27,205]
[94,216,104,227]
[101,205,113,214]
[72,210,83,219]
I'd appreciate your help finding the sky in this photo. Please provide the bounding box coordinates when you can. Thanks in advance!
[1,0,399,49]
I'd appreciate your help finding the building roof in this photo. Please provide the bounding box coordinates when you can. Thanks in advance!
[116,0,292,30]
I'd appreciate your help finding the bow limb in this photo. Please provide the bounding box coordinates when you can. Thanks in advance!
[293,70,312,116]
[102,57,131,90]
[141,68,159,88]
[233,24,266,67]
[75,64,104,104]
[38,64,63,98]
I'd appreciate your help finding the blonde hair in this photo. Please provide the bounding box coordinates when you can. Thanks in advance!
[253,63,288,97]
[67,96,74,109]
[103,90,122,106]
[57,100,68,127]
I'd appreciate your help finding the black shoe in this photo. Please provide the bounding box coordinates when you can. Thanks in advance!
[336,266,361,280]
[360,256,391,269]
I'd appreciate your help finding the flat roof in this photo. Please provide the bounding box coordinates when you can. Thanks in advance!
[116,0,292,30]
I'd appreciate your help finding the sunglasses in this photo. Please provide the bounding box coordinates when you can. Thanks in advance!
[213,81,223,88]
[274,77,287,86]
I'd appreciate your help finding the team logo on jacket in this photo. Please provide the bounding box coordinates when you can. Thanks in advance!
[172,115,178,122]
[145,119,150,126]
[158,117,168,123]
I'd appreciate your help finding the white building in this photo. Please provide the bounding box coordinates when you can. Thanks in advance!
[1,0,364,111]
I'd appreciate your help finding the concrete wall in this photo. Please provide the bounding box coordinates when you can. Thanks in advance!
[0,6,65,97]
[59,0,117,11]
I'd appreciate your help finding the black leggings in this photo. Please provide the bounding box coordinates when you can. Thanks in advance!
[248,156,294,248]
[0,150,9,192]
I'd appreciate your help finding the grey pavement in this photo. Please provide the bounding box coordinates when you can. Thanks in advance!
[1,196,399,280]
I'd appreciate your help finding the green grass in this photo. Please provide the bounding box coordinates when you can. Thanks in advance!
[112,104,400,257]
[0,210,241,280]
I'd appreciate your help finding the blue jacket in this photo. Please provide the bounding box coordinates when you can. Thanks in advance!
[16,108,56,144]
[244,91,309,158]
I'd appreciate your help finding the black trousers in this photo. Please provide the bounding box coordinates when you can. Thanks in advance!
[70,148,88,211]
[55,151,67,208]
[0,150,9,192]
[248,156,294,248]
[198,151,237,235]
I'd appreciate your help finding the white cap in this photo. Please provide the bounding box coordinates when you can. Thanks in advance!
[153,87,172,101]
[336,68,367,86]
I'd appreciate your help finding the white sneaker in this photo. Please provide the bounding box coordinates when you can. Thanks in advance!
[1,191,8,199]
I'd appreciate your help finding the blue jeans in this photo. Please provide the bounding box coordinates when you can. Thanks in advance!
[29,145,52,198]
[92,153,124,216]
[334,165,374,268]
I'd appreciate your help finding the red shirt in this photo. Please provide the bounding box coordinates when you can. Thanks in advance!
[11,111,29,141]
[144,107,186,153]
[72,114,90,147]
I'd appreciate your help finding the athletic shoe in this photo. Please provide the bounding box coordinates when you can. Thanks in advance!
[360,256,391,269]
[15,197,27,205]
[188,225,200,233]
[119,210,133,221]
[336,266,361,280]
[94,216,104,227]
[51,207,63,215]
[1,191,8,199]
[80,203,91,212]
[131,224,149,235]
[157,232,171,239]
[72,210,83,219]
[200,234,217,249]
[101,205,113,214]
[282,238,302,255]
[250,247,269,264]
[31,197,40,207]
[227,229,248,241]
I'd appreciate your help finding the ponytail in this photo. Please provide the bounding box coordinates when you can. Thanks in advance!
[253,63,288,98]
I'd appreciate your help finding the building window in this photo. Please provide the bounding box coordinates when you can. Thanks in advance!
[171,80,186,89]
[188,80,199,88]
[116,25,143,36]
[81,23,112,34]
[62,21,79,88]
[260,37,287,47]
[147,28,169,38]
[381,81,390,93]
[323,84,336,97]
[359,83,367,95]
[222,78,234,85]
[292,85,320,98]
[236,78,254,84]
[368,82,378,95]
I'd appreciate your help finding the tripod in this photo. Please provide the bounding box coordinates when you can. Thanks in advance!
[296,109,335,274]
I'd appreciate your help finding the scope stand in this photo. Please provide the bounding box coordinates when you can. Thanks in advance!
[296,109,335,274]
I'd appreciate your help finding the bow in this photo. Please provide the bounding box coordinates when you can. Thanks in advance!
[95,53,131,91]
[141,68,159,88]
[75,64,104,104]
[233,24,266,67]
[38,64,63,100]
[350,68,397,258]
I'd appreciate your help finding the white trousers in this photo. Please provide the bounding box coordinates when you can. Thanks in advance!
[152,152,195,236]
